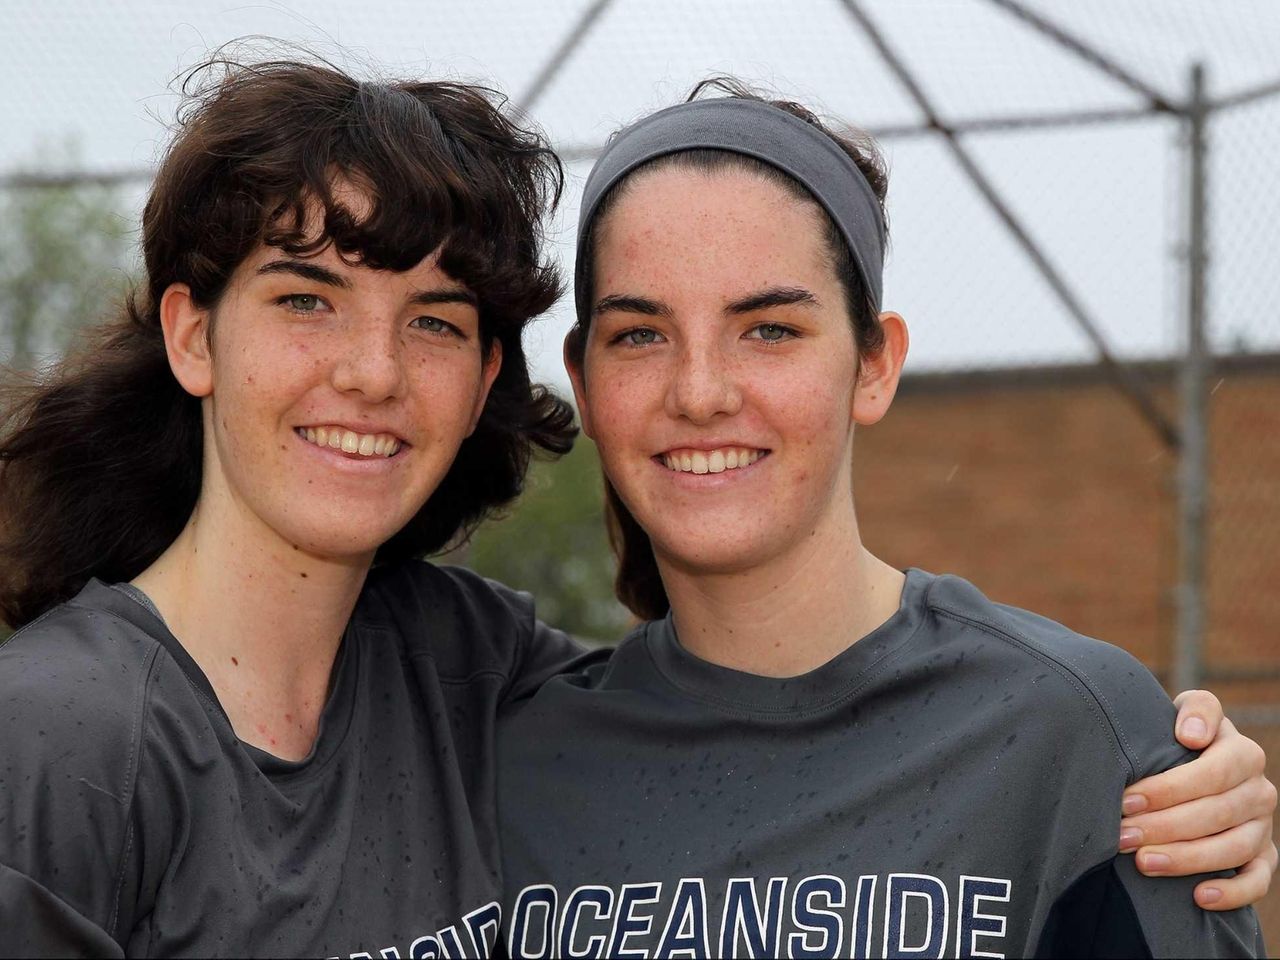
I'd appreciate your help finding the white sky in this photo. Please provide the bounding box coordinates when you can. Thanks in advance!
[3,0,1278,388]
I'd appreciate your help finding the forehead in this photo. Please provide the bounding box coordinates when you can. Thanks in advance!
[594,166,832,285]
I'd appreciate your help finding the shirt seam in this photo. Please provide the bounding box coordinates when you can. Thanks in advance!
[929,604,1135,780]
[106,641,160,940]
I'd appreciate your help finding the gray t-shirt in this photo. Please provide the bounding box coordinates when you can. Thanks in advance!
[497,569,1263,958]
[0,561,585,958]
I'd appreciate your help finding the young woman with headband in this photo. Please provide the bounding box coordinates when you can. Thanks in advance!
[0,59,1269,957]
[496,83,1273,957]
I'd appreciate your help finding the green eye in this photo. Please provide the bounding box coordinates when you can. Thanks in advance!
[285,294,322,311]
[756,324,788,342]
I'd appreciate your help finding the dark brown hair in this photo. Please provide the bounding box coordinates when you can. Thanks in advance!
[0,53,576,627]
[568,78,890,621]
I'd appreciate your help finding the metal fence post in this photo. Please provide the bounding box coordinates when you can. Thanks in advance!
[1175,63,1209,693]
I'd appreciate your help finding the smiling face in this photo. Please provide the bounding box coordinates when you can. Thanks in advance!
[167,235,500,563]
[571,166,891,578]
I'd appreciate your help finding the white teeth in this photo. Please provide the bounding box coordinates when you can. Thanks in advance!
[664,447,764,474]
[298,427,402,459]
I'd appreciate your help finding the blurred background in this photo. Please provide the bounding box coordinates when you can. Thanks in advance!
[3,0,1278,939]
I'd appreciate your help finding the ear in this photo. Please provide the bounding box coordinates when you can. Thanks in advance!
[466,339,503,436]
[852,311,909,427]
[159,283,214,398]
[563,332,593,439]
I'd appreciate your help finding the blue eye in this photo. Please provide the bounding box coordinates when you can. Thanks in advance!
[411,316,452,334]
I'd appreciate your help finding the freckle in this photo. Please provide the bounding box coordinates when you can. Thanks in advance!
[231,656,239,666]
[280,444,287,451]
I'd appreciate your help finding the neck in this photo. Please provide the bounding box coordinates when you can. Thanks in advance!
[134,486,370,761]
[658,501,904,678]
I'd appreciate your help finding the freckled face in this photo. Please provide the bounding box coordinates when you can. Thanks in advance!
[572,168,861,576]
[202,241,499,560]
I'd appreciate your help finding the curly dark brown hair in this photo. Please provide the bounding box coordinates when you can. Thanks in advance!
[0,53,576,627]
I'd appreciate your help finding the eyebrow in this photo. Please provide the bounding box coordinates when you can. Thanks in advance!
[257,259,477,307]
[257,259,351,289]
[593,286,819,320]
[408,289,478,308]
[726,286,820,314]
[592,294,673,319]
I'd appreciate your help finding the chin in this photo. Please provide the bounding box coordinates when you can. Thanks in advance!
[271,509,413,562]
[651,529,777,578]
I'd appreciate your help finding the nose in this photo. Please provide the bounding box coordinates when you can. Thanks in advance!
[331,316,408,403]
[665,337,742,424]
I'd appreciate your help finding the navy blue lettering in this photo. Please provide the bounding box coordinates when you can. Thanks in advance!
[463,902,501,958]
[656,878,709,958]
[788,875,845,959]
[608,882,663,959]
[959,877,1011,959]
[509,885,558,960]
[560,886,615,959]
[718,877,787,959]
[884,874,948,959]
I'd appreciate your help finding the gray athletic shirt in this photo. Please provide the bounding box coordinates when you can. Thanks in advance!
[496,569,1263,958]
[0,562,586,958]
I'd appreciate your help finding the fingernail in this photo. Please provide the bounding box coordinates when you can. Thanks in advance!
[1118,827,1143,851]
[1121,793,1147,815]
[1140,852,1172,873]
[1198,887,1223,905]
[1181,716,1208,740]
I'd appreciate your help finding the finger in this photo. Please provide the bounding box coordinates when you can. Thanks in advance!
[1123,723,1264,814]
[1134,817,1272,877]
[1171,689,1222,748]
[1193,846,1276,911]
[1118,778,1275,850]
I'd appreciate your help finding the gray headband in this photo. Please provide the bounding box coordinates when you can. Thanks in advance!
[575,97,886,322]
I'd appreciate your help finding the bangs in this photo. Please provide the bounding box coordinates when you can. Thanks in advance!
[258,82,475,273]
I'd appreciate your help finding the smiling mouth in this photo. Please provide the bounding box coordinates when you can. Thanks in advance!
[659,447,768,475]
[296,426,403,459]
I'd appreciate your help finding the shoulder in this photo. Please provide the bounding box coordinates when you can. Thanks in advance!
[357,559,538,671]
[0,584,162,753]
[919,571,1186,782]
[0,584,166,936]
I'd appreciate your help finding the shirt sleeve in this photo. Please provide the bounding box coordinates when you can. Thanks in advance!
[0,862,125,959]
[0,608,157,955]
[505,614,608,703]
[1033,628,1266,958]
[1038,856,1264,958]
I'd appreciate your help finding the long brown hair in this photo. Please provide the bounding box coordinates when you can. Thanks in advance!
[0,53,576,627]
[568,78,890,621]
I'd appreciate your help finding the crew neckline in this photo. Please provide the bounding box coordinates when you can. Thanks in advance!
[643,567,932,717]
